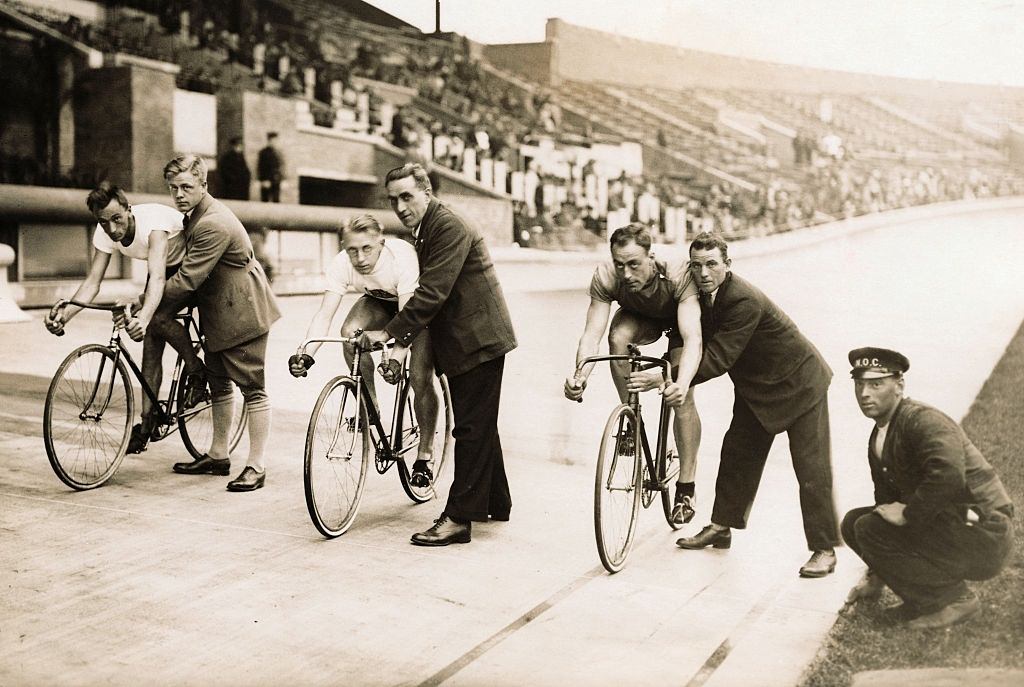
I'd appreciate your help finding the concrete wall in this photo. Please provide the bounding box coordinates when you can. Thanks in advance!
[73,64,176,193]
[74,67,133,188]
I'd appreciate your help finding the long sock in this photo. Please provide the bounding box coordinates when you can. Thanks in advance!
[244,397,271,472]
[209,394,235,460]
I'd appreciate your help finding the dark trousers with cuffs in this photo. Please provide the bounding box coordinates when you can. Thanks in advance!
[711,394,839,551]
[841,506,1013,613]
[443,356,511,522]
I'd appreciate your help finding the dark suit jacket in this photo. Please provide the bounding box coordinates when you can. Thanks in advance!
[692,272,831,433]
[162,194,280,352]
[869,397,1012,526]
[218,149,251,200]
[256,146,284,183]
[386,198,516,377]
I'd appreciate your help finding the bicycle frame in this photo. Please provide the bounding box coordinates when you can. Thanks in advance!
[296,335,418,470]
[576,345,676,493]
[55,299,200,433]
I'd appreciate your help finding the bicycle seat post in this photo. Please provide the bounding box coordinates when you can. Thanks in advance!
[626,345,643,411]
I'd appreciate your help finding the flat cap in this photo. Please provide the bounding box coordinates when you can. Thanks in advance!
[848,347,909,379]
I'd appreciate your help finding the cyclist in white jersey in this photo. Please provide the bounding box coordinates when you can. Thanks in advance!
[44,183,201,453]
[290,214,440,486]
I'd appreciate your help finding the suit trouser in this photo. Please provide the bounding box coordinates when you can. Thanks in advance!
[443,356,512,522]
[842,506,1013,613]
[711,394,840,551]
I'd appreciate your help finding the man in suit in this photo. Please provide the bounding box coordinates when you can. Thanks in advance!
[257,132,285,203]
[360,163,517,546]
[158,155,281,492]
[841,347,1014,629]
[218,137,251,200]
[673,232,840,578]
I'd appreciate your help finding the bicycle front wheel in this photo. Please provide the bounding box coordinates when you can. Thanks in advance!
[44,344,134,490]
[398,374,454,503]
[304,376,370,537]
[178,380,249,460]
[594,404,642,573]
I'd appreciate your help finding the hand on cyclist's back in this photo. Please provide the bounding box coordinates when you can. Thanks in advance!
[288,353,315,377]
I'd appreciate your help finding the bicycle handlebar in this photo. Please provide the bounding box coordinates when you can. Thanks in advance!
[51,299,133,337]
[295,335,394,358]
[575,353,672,378]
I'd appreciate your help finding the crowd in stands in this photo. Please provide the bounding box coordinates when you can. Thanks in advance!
[3,0,1024,251]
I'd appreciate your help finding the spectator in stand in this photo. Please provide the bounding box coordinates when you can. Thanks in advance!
[218,137,251,201]
[390,105,407,149]
[257,132,285,203]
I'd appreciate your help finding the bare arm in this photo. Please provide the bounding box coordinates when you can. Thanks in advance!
[46,251,110,332]
[659,295,702,408]
[301,291,344,358]
[564,298,611,400]
[673,295,702,387]
[128,231,170,337]
[574,298,612,383]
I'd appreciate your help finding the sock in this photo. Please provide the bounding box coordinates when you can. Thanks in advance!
[675,481,695,500]
[244,396,271,473]
[209,394,235,459]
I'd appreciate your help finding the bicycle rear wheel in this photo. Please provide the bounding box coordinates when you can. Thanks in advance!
[177,375,249,460]
[44,344,134,490]
[398,374,454,503]
[304,376,370,537]
[594,404,642,573]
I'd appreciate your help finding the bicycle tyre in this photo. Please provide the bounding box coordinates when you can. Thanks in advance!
[660,450,683,530]
[398,374,454,503]
[44,344,134,490]
[304,376,370,537]
[594,404,642,573]
[177,378,249,460]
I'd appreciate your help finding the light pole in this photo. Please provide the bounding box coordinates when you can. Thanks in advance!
[435,0,441,34]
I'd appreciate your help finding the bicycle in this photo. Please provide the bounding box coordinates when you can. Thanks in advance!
[295,334,454,538]
[43,299,248,490]
[573,343,682,573]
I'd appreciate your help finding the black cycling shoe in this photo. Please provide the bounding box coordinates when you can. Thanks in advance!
[126,421,155,454]
[410,460,434,488]
[181,365,209,409]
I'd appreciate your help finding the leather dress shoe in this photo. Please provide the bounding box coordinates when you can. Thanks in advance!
[410,514,471,546]
[799,549,837,578]
[677,525,731,549]
[226,466,265,492]
[173,454,231,475]
[906,590,980,630]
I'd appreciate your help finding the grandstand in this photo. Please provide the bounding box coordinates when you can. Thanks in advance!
[2,0,1023,304]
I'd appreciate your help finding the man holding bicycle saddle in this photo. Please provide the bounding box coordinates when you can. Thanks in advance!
[289,214,440,486]
[160,155,281,492]
[359,162,517,547]
[44,183,202,454]
[564,223,704,526]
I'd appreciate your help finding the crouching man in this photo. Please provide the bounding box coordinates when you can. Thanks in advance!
[842,347,1014,629]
